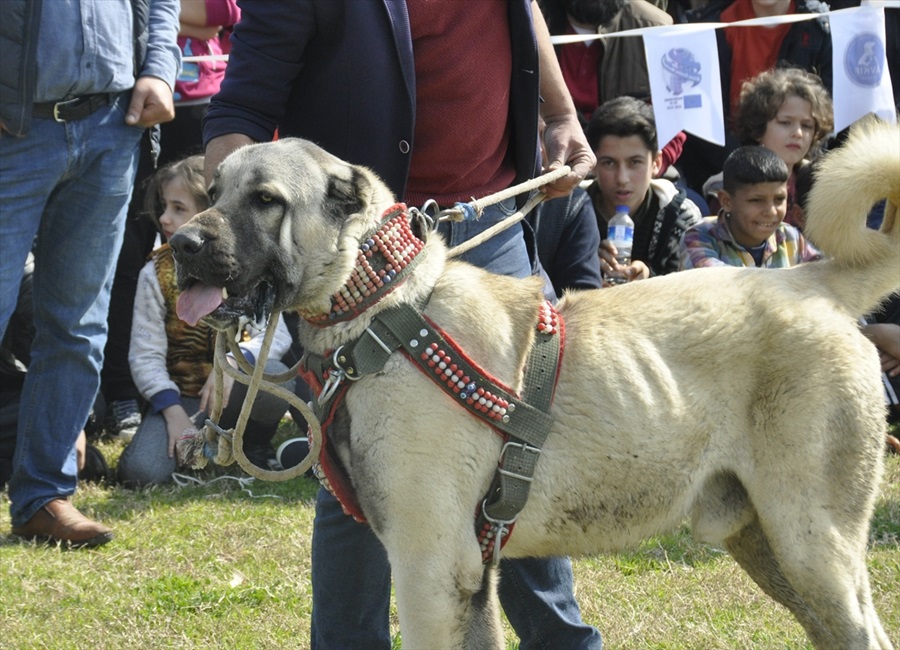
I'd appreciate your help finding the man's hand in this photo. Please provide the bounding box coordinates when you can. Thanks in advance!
[863,322,900,377]
[541,114,596,198]
[204,133,254,186]
[125,76,175,128]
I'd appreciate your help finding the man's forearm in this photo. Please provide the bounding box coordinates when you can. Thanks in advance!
[204,133,254,186]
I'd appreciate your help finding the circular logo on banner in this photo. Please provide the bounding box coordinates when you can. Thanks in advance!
[661,48,702,96]
[844,32,884,87]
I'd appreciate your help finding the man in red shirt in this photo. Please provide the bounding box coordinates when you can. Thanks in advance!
[204,1,602,648]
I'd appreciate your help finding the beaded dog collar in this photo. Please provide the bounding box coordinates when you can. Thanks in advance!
[301,204,426,324]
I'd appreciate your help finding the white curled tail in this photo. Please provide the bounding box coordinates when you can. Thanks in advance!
[803,115,900,316]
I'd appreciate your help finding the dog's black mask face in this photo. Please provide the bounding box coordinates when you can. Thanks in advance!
[169,138,390,330]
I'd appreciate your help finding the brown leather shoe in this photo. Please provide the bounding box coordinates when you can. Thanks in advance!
[11,498,113,548]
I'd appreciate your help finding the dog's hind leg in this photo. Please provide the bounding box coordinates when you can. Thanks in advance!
[723,497,892,649]
[693,475,831,640]
[724,514,836,646]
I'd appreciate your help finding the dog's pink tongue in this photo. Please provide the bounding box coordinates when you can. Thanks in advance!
[176,284,223,326]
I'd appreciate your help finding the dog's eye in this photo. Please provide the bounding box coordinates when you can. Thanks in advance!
[257,192,274,205]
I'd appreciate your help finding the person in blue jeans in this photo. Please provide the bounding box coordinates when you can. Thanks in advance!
[202,2,601,647]
[0,0,181,547]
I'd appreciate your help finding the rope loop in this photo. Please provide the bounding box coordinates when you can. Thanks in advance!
[176,311,323,482]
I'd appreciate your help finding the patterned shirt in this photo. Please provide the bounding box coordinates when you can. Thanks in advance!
[680,213,822,269]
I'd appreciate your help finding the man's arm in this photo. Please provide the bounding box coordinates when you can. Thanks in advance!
[125,0,181,127]
[532,1,595,197]
[204,133,255,186]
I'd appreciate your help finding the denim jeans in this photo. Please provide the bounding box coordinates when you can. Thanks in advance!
[0,94,142,526]
[436,197,533,277]
[117,359,292,487]
[310,200,601,648]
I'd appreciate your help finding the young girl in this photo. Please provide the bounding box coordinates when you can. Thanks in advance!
[703,67,834,223]
[680,145,821,269]
[119,155,293,487]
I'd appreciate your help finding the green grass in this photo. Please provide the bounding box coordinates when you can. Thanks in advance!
[1,425,898,650]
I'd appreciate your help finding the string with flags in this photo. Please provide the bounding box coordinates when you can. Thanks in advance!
[550,0,897,145]
[183,2,897,147]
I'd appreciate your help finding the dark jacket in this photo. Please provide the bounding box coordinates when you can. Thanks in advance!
[203,0,541,202]
[0,0,43,136]
[542,0,673,111]
[0,0,153,137]
[527,187,603,297]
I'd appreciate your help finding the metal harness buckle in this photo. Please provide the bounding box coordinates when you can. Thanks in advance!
[497,440,541,482]
[480,500,517,565]
[318,345,367,404]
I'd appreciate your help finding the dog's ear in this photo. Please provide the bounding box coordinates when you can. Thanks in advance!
[326,168,371,221]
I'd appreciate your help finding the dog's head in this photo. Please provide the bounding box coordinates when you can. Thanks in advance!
[169,138,396,330]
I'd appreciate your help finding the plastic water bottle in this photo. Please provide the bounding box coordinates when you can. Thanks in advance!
[606,205,634,285]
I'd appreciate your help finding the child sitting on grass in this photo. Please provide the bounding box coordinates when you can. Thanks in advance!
[679,145,821,269]
[119,155,293,487]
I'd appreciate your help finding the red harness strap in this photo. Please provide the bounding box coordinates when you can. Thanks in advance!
[296,366,365,522]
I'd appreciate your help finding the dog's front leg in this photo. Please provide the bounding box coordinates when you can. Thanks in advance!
[347,365,506,648]
[388,539,503,650]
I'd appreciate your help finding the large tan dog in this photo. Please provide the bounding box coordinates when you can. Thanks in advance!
[170,118,898,649]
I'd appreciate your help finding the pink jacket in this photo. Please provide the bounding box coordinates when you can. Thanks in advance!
[173,0,240,104]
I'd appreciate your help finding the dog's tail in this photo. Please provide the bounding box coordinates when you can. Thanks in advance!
[802,115,900,316]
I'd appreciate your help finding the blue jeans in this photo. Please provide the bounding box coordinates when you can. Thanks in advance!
[117,359,292,487]
[0,94,142,526]
[436,197,533,276]
[310,200,601,648]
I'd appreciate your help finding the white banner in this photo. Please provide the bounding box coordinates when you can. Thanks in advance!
[643,26,725,147]
[830,5,896,132]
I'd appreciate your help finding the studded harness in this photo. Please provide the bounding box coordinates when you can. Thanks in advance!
[299,204,563,563]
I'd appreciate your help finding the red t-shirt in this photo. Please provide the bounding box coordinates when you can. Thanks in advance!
[558,24,602,121]
[405,0,516,206]
[722,0,794,110]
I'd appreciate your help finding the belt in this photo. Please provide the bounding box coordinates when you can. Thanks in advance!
[32,94,114,123]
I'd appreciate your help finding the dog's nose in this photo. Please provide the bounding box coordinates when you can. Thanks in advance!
[168,229,205,259]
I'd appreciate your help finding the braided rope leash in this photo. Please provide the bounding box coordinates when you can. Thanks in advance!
[440,166,571,259]
[180,165,572,481]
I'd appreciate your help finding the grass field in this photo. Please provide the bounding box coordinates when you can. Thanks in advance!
[1,425,898,650]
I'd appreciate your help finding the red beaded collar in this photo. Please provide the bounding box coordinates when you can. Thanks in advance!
[301,204,427,324]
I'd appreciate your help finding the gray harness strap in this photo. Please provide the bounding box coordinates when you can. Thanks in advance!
[481,308,560,520]
[308,301,561,564]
